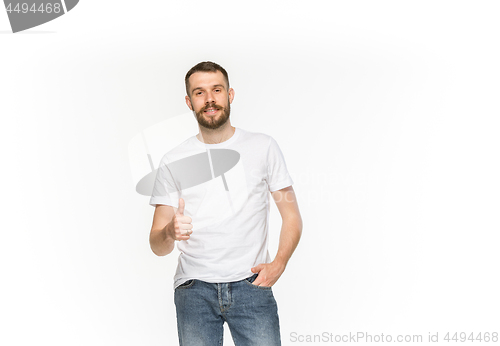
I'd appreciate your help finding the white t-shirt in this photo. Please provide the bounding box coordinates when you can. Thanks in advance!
[149,128,294,288]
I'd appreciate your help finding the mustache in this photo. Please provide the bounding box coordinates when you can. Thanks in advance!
[202,103,223,111]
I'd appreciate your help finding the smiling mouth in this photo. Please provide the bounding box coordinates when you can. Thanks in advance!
[203,107,220,115]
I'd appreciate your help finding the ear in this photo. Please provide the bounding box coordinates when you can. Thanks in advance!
[228,88,235,104]
[185,95,193,111]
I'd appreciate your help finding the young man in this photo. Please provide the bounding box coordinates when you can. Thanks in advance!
[149,61,302,345]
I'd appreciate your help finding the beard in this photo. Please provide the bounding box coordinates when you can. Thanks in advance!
[194,101,231,130]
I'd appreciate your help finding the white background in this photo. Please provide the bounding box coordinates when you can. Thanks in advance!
[1,1,499,345]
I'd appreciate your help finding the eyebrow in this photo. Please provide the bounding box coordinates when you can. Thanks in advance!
[191,84,226,94]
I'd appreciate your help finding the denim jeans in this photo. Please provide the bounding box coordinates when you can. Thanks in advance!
[174,274,281,346]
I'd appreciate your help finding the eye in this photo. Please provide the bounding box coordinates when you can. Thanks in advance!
[196,91,203,96]
[214,89,221,93]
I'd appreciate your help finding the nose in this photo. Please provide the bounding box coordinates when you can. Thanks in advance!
[205,91,215,104]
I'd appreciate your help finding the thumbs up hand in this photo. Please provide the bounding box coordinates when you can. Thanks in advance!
[169,198,193,240]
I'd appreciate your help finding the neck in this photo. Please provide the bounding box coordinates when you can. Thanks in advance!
[197,122,235,144]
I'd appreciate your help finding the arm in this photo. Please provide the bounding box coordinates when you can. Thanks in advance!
[149,199,193,256]
[251,186,303,286]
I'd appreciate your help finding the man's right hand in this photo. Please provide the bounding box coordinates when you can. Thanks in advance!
[167,198,193,241]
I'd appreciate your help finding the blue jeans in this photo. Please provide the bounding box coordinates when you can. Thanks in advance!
[174,274,281,346]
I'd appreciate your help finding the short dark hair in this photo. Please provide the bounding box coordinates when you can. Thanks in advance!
[185,61,230,96]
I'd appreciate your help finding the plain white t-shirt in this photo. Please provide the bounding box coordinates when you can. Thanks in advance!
[149,128,294,288]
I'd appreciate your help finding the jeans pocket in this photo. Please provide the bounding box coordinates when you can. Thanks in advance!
[244,274,272,290]
[176,279,195,289]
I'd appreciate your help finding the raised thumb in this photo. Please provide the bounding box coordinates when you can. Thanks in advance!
[177,198,185,215]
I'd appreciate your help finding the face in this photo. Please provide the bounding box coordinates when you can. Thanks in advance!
[185,71,234,130]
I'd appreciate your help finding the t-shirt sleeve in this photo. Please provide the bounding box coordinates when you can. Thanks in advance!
[265,137,294,192]
[149,156,179,208]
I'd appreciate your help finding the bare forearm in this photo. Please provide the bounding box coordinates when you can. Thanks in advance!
[274,215,302,268]
[149,200,193,256]
[252,216,302,287]
[149,222,175,256]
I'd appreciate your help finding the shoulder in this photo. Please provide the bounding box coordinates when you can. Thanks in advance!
[237,128,274,146]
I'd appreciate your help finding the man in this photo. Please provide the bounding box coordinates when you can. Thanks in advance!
[149,61,302,346]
